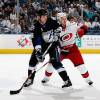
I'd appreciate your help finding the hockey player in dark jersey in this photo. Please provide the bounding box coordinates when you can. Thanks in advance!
[24,9,72,88]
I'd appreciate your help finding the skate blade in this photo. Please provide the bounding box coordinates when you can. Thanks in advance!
[62,86,73,90]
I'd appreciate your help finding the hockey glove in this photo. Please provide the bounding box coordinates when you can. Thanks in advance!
[36,51,45,62]
[80,25,88,34]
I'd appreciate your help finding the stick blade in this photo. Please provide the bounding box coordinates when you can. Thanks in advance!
[10,89,21,95]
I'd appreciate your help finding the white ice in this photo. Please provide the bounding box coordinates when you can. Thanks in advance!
[0,54,100,100]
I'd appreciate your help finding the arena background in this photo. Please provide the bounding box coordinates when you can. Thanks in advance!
[0,0,100,54]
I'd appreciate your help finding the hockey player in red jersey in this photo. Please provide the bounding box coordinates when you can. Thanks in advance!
[42,13,93,87]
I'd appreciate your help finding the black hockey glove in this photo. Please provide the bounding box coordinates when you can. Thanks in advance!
[36,51,45,62]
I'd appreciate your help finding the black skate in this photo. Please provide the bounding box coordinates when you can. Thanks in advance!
[41,77,50,84]
[88,81,93,86]
[62,79,72,88]
[24,71,36,87]
[24,79,33,87]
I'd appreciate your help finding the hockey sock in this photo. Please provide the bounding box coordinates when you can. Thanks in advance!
[77,64,91,83]
[28,70,36,81]
[44,63,54,78]
[57,67,70,81]
[45,71,52,77]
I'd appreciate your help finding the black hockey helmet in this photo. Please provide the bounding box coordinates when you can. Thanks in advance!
[36,9,48,16]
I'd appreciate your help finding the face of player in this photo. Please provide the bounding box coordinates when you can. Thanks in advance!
[37,15,47,25]
[60,16,67,28]
[70,18,75,23]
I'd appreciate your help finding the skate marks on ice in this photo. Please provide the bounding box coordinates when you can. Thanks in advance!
[1,86,100,100]
[19,83,100,100]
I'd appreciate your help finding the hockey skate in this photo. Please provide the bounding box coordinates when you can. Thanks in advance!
[41,77,50,84]
[87,80,93,86]
[24,71,36,87]
[24,79,33,87]
[62,79,72,88]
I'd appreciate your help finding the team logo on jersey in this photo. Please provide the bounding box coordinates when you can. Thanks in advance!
[42,29,54,42]
[60,33,73,42]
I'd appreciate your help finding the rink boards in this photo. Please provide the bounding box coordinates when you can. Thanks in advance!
[0,34,100,54]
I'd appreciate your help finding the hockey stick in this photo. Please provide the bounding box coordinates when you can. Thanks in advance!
[10,61,49,95]
[10,43,52,95]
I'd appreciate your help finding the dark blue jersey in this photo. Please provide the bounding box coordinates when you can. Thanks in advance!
[33,18,59,48]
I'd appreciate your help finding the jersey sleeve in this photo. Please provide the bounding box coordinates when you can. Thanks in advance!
[33,23,42,49]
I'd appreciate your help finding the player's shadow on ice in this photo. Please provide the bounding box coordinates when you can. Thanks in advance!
[44,85,100,100]
[22,84,100,100]
[45,88,84,100]
[22,84,84,100]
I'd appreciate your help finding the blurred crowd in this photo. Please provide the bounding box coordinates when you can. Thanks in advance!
[0,0,100,34]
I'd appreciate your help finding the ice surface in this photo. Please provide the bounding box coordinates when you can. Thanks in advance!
[0,54,100,100]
